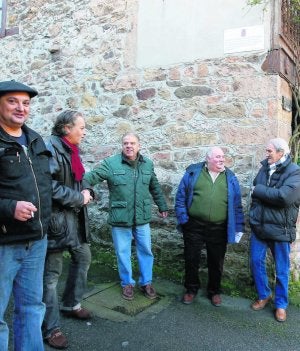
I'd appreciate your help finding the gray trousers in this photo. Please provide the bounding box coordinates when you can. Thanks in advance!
[42,243,91,337]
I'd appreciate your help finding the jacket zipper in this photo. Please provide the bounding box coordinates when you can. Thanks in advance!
[22,144,44,239]
[133,167,138,225]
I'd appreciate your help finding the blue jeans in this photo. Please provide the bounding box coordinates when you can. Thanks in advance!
[112,224,153,287]
[43,243,91,337]
[0,238,47,351]
[250,233,290,309]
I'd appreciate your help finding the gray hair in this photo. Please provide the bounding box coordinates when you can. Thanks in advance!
[268,138,290,154]
[52,110,83,136]
[205,146,224,159]
[121,132,140,143]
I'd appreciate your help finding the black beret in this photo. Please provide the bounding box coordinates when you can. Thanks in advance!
[0,80,38,98]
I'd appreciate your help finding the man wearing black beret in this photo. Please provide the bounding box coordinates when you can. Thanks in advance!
[0,80,52,350]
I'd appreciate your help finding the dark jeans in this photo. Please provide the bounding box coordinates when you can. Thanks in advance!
[182,217,227,296]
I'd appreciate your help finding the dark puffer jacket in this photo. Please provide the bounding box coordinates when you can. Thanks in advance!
[46,135,90,250]
[250,156,300,242]
[0,125,52,244]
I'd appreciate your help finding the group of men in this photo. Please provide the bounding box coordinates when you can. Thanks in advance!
[0,80,299,351]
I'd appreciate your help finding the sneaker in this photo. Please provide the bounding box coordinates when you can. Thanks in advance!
[182,292,196,305]
[45,328,68,349]
[211,294,222,307]
[140,284,157,299]
[61,307,92,320]
[122,284,134,300]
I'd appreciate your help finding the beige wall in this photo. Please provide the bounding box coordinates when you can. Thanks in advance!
[136,0,271,67]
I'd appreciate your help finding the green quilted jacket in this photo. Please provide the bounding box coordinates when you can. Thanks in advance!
[84,153,168,226]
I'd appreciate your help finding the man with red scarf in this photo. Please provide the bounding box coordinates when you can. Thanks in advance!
[43,110,94,349]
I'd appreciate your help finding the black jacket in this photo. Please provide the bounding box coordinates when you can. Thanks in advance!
[250,156,300,242]
[0,125,52,244]
[46,135,90,250]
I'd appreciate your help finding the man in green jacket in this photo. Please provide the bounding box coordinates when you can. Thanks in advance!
[84,132,168,300]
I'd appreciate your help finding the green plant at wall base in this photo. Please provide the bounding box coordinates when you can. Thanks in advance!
[153,265,184,283]
[289,280,300,307]
[90,246,118,271]
[85,245,300,305]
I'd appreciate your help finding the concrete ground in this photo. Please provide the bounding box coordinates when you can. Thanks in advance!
[40,278,300,351]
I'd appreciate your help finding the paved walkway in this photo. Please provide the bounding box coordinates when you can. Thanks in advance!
[43,278,300,351]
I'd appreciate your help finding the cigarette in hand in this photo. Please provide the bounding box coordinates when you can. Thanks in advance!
[31,211,34,218]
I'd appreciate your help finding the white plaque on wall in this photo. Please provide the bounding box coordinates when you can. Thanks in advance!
[224,25,264,54]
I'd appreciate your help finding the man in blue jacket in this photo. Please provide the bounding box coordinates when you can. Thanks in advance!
[175,146,244,307]
[250,138,300,323]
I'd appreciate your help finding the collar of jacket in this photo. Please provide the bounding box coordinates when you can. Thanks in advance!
[261,155,292,172]
[121,152,145,165]
[0,123,39,144]
[49,135,72,155]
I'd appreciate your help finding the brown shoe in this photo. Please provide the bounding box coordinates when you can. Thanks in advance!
[45,328,68,349]
[211,294,222,307]
[251,295,272,311]
[182,293,196,305]
[140,284,157,299]
[61,307,92,320]
[122,284,134,300]
[275,308,287,322]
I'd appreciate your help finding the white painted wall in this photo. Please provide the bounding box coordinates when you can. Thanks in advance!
[136,0,270,68]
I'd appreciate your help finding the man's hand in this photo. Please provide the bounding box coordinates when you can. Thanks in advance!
[81,189,93,205]
[159,211,168,218]
[14,201,37,221]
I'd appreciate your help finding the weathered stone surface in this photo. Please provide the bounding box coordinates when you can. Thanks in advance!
[172,132,217,147]
[81,94,97,108]
[204,102,246,119]
[174,86,213,99]
[168,67,181,80]
[158,88,171,100]
[112,107,130,118]
[197,63,209,77]
[120,94,134,106]
[166,80,182,87]
[144,69,167,82]
[136,88,156,100]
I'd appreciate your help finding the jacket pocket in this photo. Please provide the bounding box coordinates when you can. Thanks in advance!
[143,198,152,221]
[113,170,127,185]
[142,170,151,185]
[111,201,129,223]
[0,147,23,179]
[48,210,68,238]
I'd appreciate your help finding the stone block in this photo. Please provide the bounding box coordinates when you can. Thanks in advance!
[136,88,156,100]
[174,86,213,99]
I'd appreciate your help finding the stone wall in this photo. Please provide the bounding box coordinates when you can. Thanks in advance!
[2,0,297,290]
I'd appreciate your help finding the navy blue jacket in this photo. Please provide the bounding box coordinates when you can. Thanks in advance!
[175,162,244,243]
[250,156,300,242]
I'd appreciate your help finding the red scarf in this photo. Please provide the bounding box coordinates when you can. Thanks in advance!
[61,137,85,181]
